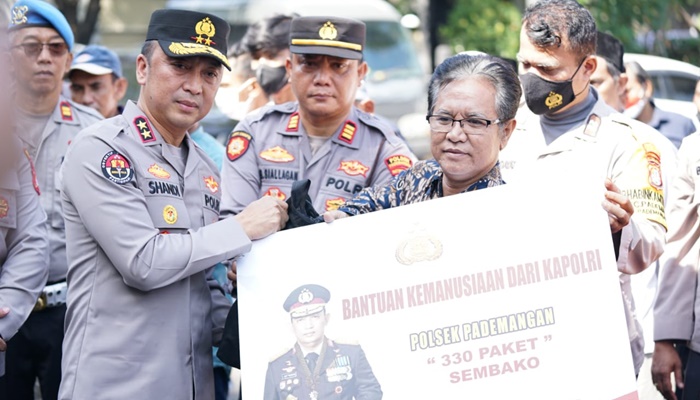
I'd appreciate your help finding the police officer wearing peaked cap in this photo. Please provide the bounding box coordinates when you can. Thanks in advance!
[58,8,287,400]
[220,15,416,217]
[216,15,416,375]
[264,284,382,400]
[4,1,102,397]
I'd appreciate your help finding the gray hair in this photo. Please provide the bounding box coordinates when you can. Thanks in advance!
[428,53,522,125]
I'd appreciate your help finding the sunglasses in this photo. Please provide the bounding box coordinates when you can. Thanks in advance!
[13,42,69,58]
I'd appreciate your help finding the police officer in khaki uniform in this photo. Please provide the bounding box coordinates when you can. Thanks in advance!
[58,9,287,399]
[4,1,102,398]
[220,16,417,216]
[264,284,382,400]
[500,0,667,377]
[0,32,48,381]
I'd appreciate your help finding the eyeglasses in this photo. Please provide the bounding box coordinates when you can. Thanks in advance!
[12,42,69,58]
[426,115,501,134]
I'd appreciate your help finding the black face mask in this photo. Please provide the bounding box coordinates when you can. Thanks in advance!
[520,58,586,115]
[256,65,288,96]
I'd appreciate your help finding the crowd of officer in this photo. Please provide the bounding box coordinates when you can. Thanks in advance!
[0,0,699,399]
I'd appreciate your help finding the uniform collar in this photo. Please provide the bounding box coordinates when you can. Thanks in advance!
[122,101,164,147]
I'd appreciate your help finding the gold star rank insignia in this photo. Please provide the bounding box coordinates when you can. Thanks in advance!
[134,116,156,143]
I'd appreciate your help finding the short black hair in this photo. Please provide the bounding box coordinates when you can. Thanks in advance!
[522,0,596,59]
[242,14,297,60]
[141,40,158,63]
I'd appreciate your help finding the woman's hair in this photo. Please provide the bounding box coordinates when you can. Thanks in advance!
[428,53,522,124]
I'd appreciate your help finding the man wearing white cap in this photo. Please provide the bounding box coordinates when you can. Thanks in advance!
[69,45,127,118]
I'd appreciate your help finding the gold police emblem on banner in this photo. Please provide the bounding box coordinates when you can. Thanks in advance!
[319,21,338,40]
[396,225,443,265]
[11,5,28,26]
[545,91,563,109]
[194,17,216,46]
[163,205,178,225]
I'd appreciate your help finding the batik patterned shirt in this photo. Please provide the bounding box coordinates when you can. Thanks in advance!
[338,159,504,215]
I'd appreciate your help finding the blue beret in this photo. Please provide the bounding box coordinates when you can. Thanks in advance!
[8,0,74,52]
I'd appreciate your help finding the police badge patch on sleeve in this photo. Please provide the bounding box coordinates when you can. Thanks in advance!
[226,131,252,161]
[101,151,134,185]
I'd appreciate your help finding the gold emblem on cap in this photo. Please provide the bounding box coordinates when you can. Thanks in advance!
[319,21,338,40]
[545,91,563,109]
[298,288,314,304]
[11,5,28,26]
[194,17,216,46]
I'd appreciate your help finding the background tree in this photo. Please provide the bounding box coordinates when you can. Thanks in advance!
[54,0,101,45]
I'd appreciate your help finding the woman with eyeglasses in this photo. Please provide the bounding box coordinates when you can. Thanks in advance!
[324,53,521,221]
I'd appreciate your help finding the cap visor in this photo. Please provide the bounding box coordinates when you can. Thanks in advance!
[69,63,114,76]
[158,40,231,71]
[290,45,362,60]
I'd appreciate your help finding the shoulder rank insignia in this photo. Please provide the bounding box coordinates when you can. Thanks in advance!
[385,154,412,177]
[227,131,252,162]
[260,146,295,163]
[325,197,345,211]
[286,112,300,132]
[23,149,40,195]
[147,163,171,179]
[204,176,219,194]
[338,160,369,177]
[134,116,156,143]
[59,101,73,121]
[264,187,287,201]
[339,120,356,144]
[583,113,601,138]
[0,196,8,218]
[101,151,134,185]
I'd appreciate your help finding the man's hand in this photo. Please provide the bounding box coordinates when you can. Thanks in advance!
[227,261,237,287]
[0,307,9,351]
[235,196,288,240]
[602,178,634,233]
[323,210,349,223]
[652,341,684,400]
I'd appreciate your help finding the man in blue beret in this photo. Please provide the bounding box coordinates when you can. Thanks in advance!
[3,1,102,399]
[264,284,382,400]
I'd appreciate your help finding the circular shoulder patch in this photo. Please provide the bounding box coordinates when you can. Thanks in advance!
[101,151,134,185]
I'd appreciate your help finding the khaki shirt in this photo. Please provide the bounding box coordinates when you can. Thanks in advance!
[221,103,416,215]
[655,132,700,352]
[59,101,251,400]
[499,95,668,374]
[0,138,48,375]
[20,97,102,282]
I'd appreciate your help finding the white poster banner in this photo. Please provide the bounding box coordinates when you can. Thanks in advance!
[238,178,639,400]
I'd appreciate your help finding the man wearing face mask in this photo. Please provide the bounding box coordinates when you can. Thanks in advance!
[624,61,696,149]
[246,14,297,106]
[499,0,667,377]
[215,43,268,123]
